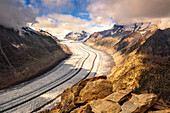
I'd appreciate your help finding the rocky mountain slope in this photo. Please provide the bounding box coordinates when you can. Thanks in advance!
[85,23,170,106]
[64,31,89,41]
[0,25,71,89]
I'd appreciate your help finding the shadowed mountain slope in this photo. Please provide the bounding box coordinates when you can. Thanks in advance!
[0,25,71,89]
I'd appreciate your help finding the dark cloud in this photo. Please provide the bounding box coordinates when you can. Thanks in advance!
[0,0,38,29]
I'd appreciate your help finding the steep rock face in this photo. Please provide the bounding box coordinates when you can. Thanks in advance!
[64,31,89,41]
[0,25,70,89]
[85,23,170,105]
[137,29,170,56]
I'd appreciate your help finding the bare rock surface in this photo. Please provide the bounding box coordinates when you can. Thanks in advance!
[90,100,121,113]
[40,77,169,113]
[121,93,157,113]
[79,79,113,101]
[104,89,132,103]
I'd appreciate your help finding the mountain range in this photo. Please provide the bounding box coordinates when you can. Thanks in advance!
[0,22,169,112]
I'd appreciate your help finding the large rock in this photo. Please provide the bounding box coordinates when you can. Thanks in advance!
[90,100,121,113]
[121,93,157,113]
[59,76,110,113]
[79,79,113,101]
[104,89,132,103]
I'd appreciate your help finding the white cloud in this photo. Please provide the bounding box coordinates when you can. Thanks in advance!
[87,0,114,26]
[79,13,89,16]
[87,0,170,27]
[32,16,57,28]
[0,0,38,29]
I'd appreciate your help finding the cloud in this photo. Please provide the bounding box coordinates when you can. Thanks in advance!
[87,0,114,25]
[29,0,114,38]
[87,0,170,27]
[41,0,75,13]
[31,13,112,38]
[79,13,89,16]
[42,0,67,7]
[0,0,38,29]
[32,16,58,28]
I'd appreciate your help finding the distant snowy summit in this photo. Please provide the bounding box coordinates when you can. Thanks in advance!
[64,31,89,41]
[111,22,157,35]
[92,22,157,39]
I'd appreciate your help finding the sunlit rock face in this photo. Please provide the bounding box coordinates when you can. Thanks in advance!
[85,22,169,106]
[64,31,89,41]
[0,25,70,89]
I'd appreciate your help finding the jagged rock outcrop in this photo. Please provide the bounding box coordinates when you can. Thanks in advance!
[64,31,89,41]
[41,77,169,113]
[0,25,71,89]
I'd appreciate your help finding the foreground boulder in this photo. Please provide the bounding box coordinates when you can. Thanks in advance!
[59,76,113,113]
[79,79,113,101]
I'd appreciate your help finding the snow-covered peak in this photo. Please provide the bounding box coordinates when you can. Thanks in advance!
[64,31,89,41]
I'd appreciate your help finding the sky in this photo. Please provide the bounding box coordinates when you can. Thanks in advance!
[0,0,170,38]
[25,0,114,38]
